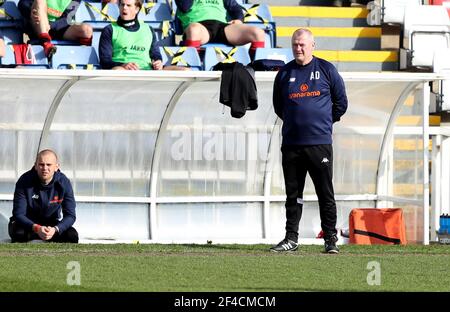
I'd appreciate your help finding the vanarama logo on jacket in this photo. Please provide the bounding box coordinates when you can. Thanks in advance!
[49,196,64,204]
[288,83,321,99]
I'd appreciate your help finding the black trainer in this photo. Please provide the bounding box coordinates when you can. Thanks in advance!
[324,235,339,254]
[270,238,298,252]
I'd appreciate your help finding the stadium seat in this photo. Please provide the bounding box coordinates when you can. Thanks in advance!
[51,45,100,69]
[0,26,23,44]
[240,4,276,48]
[75,1,119,26]
[73,1,119,56]
[0,0,22,26]
[254,48,293,63]
[0,0,23,43]
[139,2,175,46]
[400,5,450,69]
[1,44,49,68]
[159,46,202,70]
[1,43,16,65]
[367,0,421,26]
[203,45,251,71]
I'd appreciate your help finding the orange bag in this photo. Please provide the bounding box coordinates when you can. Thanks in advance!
[349,208,407,245]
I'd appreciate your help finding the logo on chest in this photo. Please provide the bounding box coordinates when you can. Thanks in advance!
[49,196,63,204]
[289,82,321,99]
[129,45,146,52]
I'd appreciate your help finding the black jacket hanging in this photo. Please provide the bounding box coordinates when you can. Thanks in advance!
[213,62,258,118]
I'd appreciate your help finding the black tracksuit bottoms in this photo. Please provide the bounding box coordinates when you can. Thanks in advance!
[8,218,79,243]
[281,144,337,242]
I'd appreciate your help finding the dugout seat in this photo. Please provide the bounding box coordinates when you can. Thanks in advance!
[1,44,49,68]
[254,48,293,63]
[138,2,175,46]
[75,1,119,25]
[51,45,100,69]
[240,3,276,48]
[159,46,202,70]
[0,0,23,44]
[203,45,251,71]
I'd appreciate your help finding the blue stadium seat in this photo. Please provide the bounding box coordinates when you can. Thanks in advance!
[203,45,251,71]
[0,0,23,43]
[1,43,16,65]
[75,1,119,29]
[74,1,118,58]
[51,45,100,69]
[139,2,175,46]
[0,0,22,26]
[0,26,23,44]
[159,46,202,70]
[240,4,276,48]
[156,0,177,16]
[1,44,49,68]
[254,48,294,63]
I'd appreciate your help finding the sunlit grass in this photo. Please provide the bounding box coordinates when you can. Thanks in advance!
[0,243,449,292]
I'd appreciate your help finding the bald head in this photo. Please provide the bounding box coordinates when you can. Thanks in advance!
[35,149,58,164]
[34,149,59,185]
[291,28,315,65]
[292,28,314,42]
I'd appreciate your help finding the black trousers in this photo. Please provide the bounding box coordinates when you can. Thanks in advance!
[281,144,337,242]
[8,218,79,243]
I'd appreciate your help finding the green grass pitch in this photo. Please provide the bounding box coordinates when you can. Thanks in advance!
[0,243,449,292]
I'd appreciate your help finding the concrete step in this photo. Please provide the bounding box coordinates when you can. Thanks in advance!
[251,3,398,71]
[270,6,369,27]
[313,50,398,71]
[270,6,375,48]
[276,26,381,50]
[270,6,369,23]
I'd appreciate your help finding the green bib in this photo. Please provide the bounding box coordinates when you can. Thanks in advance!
[46,0,72,22]
[111,22,153,70]
[177,0,227,30]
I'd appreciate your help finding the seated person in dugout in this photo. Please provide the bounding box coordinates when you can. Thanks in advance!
[100,0,189,70]
[175,0,265,58]
[9,149,78,243]
[18,0,93,58]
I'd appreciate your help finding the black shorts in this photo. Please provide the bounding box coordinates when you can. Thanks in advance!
[18,0,70,39]
[198,20,230,45]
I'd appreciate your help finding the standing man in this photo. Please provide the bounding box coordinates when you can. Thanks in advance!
[9,149,78,243]
[271,28,348,254]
